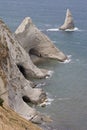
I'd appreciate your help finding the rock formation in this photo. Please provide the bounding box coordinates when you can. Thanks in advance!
[59,9,75,30]
[0,16,67,125]
[0,20,51,80]
[15,17,67,62]
[0,19,51,124]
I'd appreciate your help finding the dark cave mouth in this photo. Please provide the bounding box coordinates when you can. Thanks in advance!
[22,96,37,106]
[29,48,42,57]
[17,64,26,78]
[22,96,31,103]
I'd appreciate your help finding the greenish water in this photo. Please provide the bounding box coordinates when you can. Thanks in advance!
[0,0,87,129]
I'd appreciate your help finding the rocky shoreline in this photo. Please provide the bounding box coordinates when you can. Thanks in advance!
[0,17,67,128]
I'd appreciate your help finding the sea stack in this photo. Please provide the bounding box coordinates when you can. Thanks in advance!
[15,17,67,62]
[59,9,75,30]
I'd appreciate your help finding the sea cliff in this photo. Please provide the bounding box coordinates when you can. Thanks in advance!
[0,17,67,129]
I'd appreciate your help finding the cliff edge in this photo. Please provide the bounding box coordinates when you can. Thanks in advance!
[0,19,51,124]
[0,16,66,128]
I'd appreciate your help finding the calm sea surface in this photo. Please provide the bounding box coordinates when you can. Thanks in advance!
[0,0,87,130]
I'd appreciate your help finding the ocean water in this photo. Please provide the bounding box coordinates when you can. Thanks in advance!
[0,0,87,130]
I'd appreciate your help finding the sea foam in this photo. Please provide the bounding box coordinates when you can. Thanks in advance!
[65,27,79,32]
[46,70,54,79]
[63,55,72,64]
[57,97,71,101]
[47,27,79,32]
[47,28,59,32]
[39,97,54,107]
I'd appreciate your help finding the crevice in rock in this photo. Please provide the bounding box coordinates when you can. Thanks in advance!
[17,64,26,78]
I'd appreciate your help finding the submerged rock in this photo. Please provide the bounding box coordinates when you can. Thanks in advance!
[59,9,75,30]
[15,17,67,62]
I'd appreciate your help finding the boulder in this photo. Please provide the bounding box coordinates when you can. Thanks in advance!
[15,17,67,62]
[59,9,75,30]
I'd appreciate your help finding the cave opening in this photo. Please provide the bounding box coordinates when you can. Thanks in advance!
[17,64,26,78]
[22,96,31,103]
[29,48,41,57]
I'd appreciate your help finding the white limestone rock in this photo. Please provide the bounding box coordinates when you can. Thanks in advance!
[59,9,75,30]
[0,19,49,123]
[15,17,67,62]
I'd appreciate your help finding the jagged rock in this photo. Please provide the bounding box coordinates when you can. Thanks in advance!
[0,19,50,123]
[59,9,75,30]
[15,17,67,62]
[0,20,50,79]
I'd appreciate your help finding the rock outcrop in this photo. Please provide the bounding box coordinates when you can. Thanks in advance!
[15,17,67,62]
[0,16,67,126]
[1,22,50,79]
[0,19,51,124]
[59,9,75,30]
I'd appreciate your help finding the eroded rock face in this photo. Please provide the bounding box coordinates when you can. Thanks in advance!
[15,17,67,62]
[1,20,50,79]
[59,9,75,30]
[0,19,50,124]
[0,16,67,124]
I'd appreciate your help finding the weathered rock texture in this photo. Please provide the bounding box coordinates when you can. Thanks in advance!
[15,17,67,62]
[1,23,50,79]
[59,9,75,30]
[0,19,50,124]
[0,104,42,130]
[0,16,66,125]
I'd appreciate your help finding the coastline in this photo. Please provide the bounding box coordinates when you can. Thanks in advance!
[0,17,66,129]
